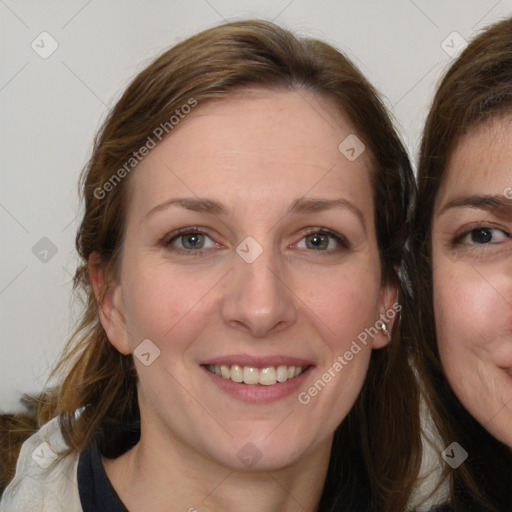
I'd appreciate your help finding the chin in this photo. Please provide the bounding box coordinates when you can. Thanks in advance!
[205,433,318,472]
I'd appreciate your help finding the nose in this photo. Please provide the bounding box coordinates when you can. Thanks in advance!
[221,245,298,338]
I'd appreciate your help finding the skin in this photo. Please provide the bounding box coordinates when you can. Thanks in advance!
[90,89,395,512]
[432,115,512,449]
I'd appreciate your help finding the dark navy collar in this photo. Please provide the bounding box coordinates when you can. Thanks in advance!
[77,420,140,512]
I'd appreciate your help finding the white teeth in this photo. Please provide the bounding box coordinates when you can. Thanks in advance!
[243,366,259,385]
[220,365,230,379]
[276,365,288,383]
[207,364,307,385]
[230,364,243,383]
[259,367,276,386]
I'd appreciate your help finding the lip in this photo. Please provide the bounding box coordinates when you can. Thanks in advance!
[502,368,512,377]
[201,361,315,404]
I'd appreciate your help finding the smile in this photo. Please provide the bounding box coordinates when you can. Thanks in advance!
[205,364,308,385]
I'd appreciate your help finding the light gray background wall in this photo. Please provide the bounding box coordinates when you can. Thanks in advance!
[1,0,511,413]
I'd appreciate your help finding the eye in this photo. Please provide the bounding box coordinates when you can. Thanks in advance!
[294,229,348,251]
[457,227,510,245]
[164,229,218,252]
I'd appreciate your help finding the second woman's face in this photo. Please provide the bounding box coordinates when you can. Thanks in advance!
[432,116,512,447]
[102,90,395,471]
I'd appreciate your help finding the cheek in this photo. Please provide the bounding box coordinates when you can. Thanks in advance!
[291,267,382,424]
[296,268,380,364]
[321,277,379,340]
[120,258,222,351]
[433,261,512,446]
[434,264,512,377]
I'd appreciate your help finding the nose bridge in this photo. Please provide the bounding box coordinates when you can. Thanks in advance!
[222,237,297,337]
[242,243,281,306]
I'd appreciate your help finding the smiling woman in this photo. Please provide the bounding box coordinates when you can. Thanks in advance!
[1,20,426,512]
[411,17,512,512]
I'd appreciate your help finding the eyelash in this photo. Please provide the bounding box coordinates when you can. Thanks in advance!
[161,226,349,256]
[161,226,218,256]
[296,228,349,253]
[451,224,511,250]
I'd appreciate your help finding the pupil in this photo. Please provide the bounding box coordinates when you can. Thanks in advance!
[471,228,492,244]
[308,234,328,250]
[184,233,203,249]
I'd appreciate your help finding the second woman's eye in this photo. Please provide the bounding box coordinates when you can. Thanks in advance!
[457,227,510,246]
[295,229,348,251]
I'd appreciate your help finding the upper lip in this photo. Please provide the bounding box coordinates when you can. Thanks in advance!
[201,355,315,368]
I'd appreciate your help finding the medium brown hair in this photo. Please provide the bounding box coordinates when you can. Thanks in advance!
[23,20,420,511]
[411,17,512,511]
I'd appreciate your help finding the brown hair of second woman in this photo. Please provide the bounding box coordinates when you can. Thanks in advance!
[411,17,512,512]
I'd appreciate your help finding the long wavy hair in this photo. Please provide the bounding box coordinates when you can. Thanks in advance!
[24,20,420,511]
[410,17,512,511]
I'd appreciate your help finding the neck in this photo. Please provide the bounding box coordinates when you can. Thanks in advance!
[103,415,332,512]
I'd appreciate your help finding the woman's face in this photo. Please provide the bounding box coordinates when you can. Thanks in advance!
[432,116,512,447]
[99,89,395,471]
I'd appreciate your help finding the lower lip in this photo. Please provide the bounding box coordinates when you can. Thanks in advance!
[201,366,314,404]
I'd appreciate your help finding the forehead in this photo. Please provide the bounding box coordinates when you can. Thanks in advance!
[437,115,512,205]
[129,89,374,213]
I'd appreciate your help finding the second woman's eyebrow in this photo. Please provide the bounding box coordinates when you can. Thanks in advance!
[439,195,512,218]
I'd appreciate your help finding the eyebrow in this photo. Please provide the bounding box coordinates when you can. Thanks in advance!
[289,197,365,227]
[146,197,225,217]
[146,196,366,226]
[439,194,512,217]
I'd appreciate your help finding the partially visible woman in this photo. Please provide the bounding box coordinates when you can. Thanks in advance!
[1,19,436,512]
[411,17,512,511]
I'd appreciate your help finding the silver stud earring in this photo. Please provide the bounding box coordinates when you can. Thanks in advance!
[380,322,391,342]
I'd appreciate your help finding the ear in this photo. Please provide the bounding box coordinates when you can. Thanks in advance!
[372,279,399,349]
[89,252,131,355]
